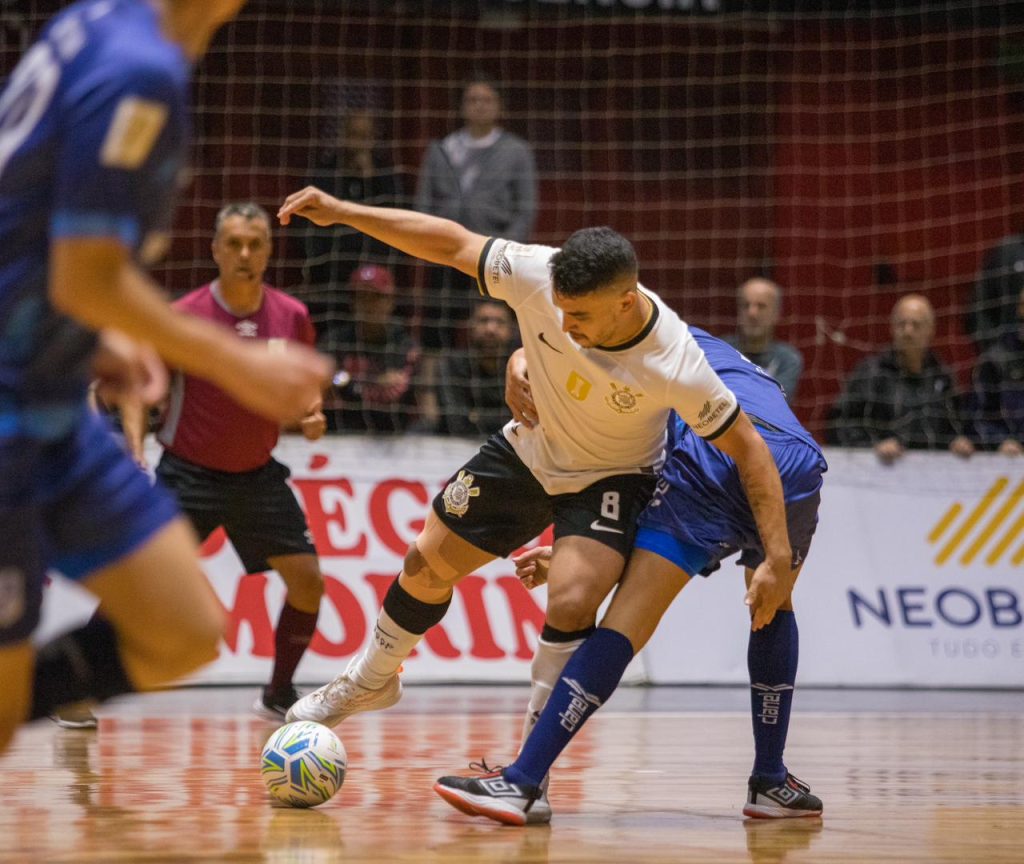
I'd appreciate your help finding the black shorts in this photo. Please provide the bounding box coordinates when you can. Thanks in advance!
[156,451,316,573]
[432,433,656,558]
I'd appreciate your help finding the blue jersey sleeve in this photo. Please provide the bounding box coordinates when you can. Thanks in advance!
[51,58,184,249]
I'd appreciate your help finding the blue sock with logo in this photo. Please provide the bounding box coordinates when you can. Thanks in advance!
[748,609,798,784]
[504,627,634,789]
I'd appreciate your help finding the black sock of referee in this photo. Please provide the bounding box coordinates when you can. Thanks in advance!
[29,612,135,719]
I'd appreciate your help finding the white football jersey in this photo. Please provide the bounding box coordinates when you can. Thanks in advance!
[478,238,739,494]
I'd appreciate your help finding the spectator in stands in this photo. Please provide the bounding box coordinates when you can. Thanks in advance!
[973,286,1024,455]
[725,277,803,402]
[827,293,974,463]
[437,299,517,437]
[305,110,404,299]
[966,232,1024,353]
[414,77,538,425]
[321,264,418,434]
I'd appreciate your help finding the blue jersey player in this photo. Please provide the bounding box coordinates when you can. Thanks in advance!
[0,0,329,754]
[435,328,827,823]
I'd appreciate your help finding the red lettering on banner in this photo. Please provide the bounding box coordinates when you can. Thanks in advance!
[291,477,368,557]
[495,576,546,660]
[369,479,429,555]
[310,575,367,657]
[222,573,275,657]
[456,575,504,659]
[199,526,227,557]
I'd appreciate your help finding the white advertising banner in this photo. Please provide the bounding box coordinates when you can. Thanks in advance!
[39,440,1024,688]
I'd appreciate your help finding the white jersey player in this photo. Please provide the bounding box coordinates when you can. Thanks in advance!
[276,188,794,822]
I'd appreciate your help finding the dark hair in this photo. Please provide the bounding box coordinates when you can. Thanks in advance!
[549,227,638,297]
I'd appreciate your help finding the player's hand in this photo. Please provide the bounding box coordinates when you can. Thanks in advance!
[874,436,904,465]
[513,545,551,590]
[277,186,347,227]
[300,407,327,441]
[505,347,538,428]
[91,329,168,408]
[744,558,792,631]
[219,340,334,425]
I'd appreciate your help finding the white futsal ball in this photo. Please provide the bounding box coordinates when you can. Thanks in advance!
[261,721,347,808]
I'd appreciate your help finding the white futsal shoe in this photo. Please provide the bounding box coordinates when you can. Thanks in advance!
[285,659,402,727]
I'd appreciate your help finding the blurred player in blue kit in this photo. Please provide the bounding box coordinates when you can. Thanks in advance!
[435,330,827,823]
[0,0,330,754]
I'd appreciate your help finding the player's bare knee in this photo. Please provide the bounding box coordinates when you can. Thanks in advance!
[544,586,600,632]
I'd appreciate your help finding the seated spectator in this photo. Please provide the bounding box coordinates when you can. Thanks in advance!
[321,264,418,434]
[305,110,405,299]
[724,277,803,401]
[827,293,974,463]
[437,299,516,437]
[966,232,1024,353]
[973,286,1024,455]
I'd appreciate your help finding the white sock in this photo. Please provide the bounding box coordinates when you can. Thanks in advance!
[349,608,422,690]
[519,637,585,750]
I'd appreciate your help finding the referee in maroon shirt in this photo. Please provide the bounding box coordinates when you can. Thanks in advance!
[133,203,326,719]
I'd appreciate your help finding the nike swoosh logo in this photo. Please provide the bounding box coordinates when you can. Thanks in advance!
[589,520,624,535]
[538,332,563,354]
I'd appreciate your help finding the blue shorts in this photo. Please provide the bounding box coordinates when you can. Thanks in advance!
[0,409,180,645]
[634,427,826,577]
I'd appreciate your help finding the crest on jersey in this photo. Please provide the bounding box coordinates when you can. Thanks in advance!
[236,320,258,338]
[566,372,592,401]
[442,470,481,518]
[99,97,169,170]
[0,568,25,628]
[605,382,643,414]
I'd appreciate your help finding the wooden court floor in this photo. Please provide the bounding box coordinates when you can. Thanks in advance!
[0,686,1021,863]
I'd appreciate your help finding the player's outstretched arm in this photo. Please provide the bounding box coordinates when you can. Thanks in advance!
[710,410,794,631]
[278,186,487,277]
[50,238,332,425]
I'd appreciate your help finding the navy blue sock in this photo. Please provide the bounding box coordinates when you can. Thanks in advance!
[748,609,798,784]
[505,627,634,789]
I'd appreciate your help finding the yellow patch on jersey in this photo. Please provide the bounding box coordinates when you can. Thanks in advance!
[566,371,592,401]
[99,96,168,170]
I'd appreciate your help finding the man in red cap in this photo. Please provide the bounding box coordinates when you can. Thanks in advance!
[322,264,419,433]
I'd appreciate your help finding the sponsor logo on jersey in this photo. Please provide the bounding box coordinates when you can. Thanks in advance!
[236,320,258,338]
[566,371,591,401]
[0,567,25,628]
[442,470,481,518]
[490,241,513,284]
[695,398,729,430]
[99,97,169,170]
[605,382,643,414]
[537,332,563,354]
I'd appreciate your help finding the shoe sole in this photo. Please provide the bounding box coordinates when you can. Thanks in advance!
[432,783,527,827]
[251,699,287,722]
[52,719,98,730]
[743,803,823,819]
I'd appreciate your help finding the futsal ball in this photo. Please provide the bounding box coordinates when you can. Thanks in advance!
[261,721,347,808]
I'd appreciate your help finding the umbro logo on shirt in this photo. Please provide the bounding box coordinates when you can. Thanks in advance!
[537,332,563,354]
[236,320,258,338]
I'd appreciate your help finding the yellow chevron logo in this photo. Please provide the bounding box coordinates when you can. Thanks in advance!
[928,477,1024,567]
